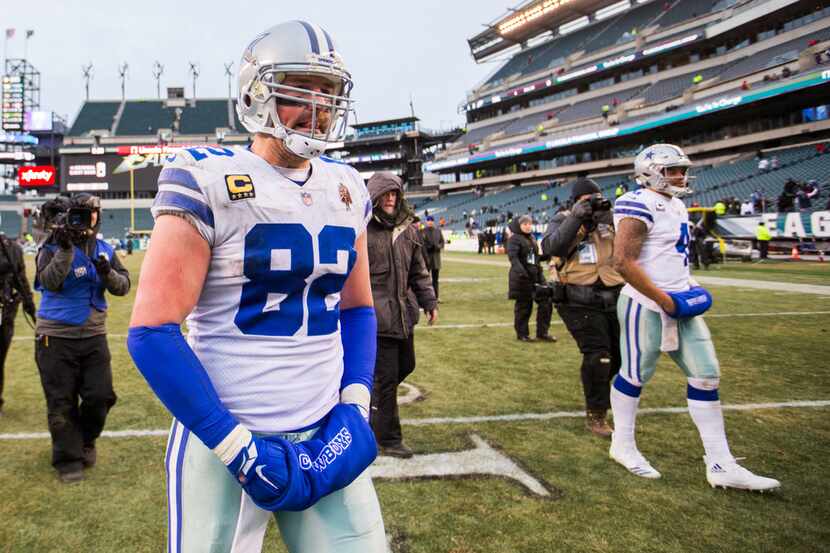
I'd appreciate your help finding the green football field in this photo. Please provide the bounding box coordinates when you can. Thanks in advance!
[1,251,829,553]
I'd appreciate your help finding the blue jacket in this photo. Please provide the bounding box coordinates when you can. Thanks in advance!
[36,240,115,325]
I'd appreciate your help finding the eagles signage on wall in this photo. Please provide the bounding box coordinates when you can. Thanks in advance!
[60,144,233,193]
[61,152,162,193]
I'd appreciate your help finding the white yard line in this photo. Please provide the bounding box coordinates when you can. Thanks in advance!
[1,400,828,441]
[443,256,830,295]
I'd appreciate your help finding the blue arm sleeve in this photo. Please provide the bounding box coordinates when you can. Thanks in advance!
[339,306,377,392]
[127,324,237,449]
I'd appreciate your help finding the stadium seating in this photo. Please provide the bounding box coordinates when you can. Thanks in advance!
[98,208,154,238]
[178,100,235,134]
[0,211,23,237]
[115,99,237,136]
[556,85,648,124]
[717,28,830,82]
[484,27,596,88]
[420,143,829,231]
[655,0,721,30]
[579,1,665,53]
[68,101,121,136]
[641,65,729,105]
[116,101,180,136]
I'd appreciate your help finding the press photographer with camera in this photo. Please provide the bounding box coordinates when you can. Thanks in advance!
[0,231,37,417]
[542,179,624,438]
[34,193,130,483]
[507,215,556,343]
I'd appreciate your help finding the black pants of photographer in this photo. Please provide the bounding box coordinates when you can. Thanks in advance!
[556,305,620,411]
[514,297,552,339]
[0,303,19,413]
[370,335,416,448]
[35,334,117,474]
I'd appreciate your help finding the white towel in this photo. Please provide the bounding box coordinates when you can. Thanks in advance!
[660,310,679,352]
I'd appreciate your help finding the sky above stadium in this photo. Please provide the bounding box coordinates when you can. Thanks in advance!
[4,0,515,132]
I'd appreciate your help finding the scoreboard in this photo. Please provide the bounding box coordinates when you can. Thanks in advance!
[2,75,25,131]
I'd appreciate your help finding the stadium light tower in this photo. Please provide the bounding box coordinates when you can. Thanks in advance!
[188,62,200,99]
[81,63,93,101]
[224,61,233,100]
[152,61,164,99]
[118,62,129,101]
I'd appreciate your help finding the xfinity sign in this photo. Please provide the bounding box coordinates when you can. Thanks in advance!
[18,165,56,187]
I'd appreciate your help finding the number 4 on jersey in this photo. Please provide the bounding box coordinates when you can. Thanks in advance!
[674,222,690,266]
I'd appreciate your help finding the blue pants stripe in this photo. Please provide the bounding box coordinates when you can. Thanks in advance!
[624,297,633,380]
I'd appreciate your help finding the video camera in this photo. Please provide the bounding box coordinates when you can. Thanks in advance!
[33,195,99,245]
[37,197,93,234]
[589,195,612,212]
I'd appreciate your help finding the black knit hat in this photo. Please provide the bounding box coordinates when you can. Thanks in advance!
[570,178,601,201]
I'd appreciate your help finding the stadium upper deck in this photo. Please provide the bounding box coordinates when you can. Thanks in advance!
[425,0,830,194]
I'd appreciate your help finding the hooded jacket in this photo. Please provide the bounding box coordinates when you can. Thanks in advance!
[507,218,547,300]
[366,173,436,339]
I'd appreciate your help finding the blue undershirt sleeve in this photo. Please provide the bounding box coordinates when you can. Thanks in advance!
[339,306,377,393]
[127,324,238,449]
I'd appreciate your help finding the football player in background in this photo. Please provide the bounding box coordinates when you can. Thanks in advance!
[128,21,387,552]
[609,144,780,491]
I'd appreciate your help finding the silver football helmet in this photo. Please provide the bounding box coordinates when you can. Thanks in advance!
[634,144,693,197]
[237,21,354,159]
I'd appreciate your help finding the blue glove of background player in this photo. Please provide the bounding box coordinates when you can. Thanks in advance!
[667,286,713,318]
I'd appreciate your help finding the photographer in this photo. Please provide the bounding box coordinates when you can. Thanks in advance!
[0,232,37,416]
[542,179,624,438]
[507,215,555,342]
[34,193,130,483]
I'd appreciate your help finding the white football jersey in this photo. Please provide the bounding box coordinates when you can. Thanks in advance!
[613,188,691,311]
[151,145,371,433]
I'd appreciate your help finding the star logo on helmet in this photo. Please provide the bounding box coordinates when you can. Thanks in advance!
[645,151,655,160]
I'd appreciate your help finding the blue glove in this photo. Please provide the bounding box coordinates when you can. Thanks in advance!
[667,286,713,318]
[219,429,294,510]
[269,403,378,512]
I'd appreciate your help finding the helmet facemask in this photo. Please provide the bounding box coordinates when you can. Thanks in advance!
[634,144,694,197]
[240,64,354,159]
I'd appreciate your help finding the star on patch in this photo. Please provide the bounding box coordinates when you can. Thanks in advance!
[338,183,353,210]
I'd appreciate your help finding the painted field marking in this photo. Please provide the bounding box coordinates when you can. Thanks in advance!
[370,434,552,497]
[2,400,827,441]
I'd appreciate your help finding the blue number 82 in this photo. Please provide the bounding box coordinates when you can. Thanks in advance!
[234,223,356,336]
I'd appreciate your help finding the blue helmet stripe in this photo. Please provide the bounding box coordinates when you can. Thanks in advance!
[296,20,320,54]
[321,27,335,52]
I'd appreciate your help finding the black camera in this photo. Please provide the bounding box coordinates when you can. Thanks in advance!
[63,207,93,232]
[533,283,554,304]
[589,195,612,212]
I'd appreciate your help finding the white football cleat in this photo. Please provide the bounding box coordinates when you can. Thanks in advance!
[704,456,780,492]
[609,441,661,479]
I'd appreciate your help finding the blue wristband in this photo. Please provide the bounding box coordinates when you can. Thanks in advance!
[127,324,237,449]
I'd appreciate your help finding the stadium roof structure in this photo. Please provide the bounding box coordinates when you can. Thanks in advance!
[351,116,419,129]
[468,0,624,61]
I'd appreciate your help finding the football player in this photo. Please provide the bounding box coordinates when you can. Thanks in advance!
[609,144,780,491]
[127,21,387,552]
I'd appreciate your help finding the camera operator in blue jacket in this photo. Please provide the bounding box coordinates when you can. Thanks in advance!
[34,193,130,483]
